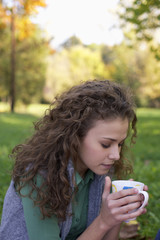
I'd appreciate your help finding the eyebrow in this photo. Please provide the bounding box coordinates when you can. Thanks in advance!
[103,138,116,141]
[102,136,127,142]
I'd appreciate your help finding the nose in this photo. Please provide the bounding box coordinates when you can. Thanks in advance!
[108,145,120,161]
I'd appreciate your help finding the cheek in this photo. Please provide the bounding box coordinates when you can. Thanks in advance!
[82,144,94,158]
[82,142,103,160]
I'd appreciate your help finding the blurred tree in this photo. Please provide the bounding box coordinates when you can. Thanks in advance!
[0,28,10,101]
[0,0,47,112]
[43,45,111,102]
[43,36,160,107]
[100,44,114,65]
[61,35,82,49]
[0,26,50,105]
[118,0,160,59]
[110,42,160,107]
[138,48,160,107]
[16,28,50,104]
[110,43,141,98]
[68,46,110,81]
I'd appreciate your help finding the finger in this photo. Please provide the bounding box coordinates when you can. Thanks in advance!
[103,176,111,197]
[119,231,138,239]
[110,201,142,216]
[143,185,148,191]
[125,232,139,238]
[110,207,145,223]
[126,224,139,233]
[110,194,144,209]
[118,201,142,215]
[110,188,139,200]
[120,227,139,239]
[122,208,146,222]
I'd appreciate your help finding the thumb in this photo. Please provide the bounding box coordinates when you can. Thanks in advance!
[103,176,112,197]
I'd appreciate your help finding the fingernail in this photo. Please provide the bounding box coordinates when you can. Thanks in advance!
[143,209,146,214]
[134,188,138,193]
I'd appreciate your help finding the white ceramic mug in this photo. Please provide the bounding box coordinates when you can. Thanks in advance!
[112,180,149,222]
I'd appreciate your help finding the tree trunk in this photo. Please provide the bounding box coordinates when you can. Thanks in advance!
[10,7,16,112]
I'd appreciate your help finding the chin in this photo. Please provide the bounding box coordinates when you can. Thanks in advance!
[94,169,109,176]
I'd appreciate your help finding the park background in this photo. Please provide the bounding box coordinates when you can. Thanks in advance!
[0,0,160,239]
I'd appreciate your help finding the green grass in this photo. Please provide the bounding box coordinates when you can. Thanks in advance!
[0,112,39,217]
[127,108,160,239]
[0,107,160,239]
[0,103,48,216]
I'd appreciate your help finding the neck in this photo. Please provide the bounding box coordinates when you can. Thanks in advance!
[75,160,88,179]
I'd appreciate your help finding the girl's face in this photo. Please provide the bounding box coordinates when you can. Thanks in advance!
[77,117,129,177]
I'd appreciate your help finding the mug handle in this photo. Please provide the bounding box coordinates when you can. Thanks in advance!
[138,190,149,209]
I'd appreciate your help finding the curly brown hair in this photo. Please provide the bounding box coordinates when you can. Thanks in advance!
[12,79,137,221]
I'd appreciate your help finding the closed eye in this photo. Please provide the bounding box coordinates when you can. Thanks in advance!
[118,141,124,147]
[101,144,110,149]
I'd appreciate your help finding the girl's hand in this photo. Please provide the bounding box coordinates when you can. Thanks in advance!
[99,176,146,229]
[129,178,149,205]
[143,184,148,191]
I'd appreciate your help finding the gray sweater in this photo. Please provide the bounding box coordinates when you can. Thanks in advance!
[0,163,107,240]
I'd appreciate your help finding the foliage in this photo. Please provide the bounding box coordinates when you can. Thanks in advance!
[100,44,115,65]
[0,25,49,104]
[0,107,160,240]
[110,43,141,92]
[138,49,160,107]
[0,0,50,106]
[0,0,48,111]
[43,45,111,102]
[119,0,160,41]
[0,0,47,39]
[108,43,160,107]
[43,41,160,107]
[61,35,82,49]
[1,20,160,108]
[15,28,49,104]
[118,0,160,59]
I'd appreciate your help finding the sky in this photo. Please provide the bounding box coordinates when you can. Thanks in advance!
[34,0,123,49]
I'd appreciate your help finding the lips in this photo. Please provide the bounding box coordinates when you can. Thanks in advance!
[101,164,113,169]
